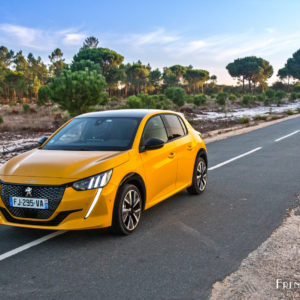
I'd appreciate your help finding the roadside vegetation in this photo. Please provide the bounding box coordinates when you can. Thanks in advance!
[0,36,300,130]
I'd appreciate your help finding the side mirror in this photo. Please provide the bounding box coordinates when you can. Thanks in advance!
[141,138,165,152]
[38,137,48,146]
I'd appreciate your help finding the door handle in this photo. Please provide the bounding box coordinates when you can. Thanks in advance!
[187,145,193,151]
[168,152,175,159]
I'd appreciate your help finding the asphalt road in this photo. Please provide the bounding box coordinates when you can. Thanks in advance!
[0,117,299,300]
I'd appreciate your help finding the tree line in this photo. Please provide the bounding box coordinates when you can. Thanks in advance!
[0,36,299,114]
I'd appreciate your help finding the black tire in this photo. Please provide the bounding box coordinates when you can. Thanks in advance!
[111,184,142,235]
[187,155,207,195]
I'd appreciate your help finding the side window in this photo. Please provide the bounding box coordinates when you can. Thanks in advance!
[141,115,168,145]
[178,116,188,135]
[162,114,185,141]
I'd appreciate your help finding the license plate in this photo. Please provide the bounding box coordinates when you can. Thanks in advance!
[9,196,48,209]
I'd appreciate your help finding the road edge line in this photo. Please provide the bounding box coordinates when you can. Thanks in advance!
[0,230,66,262]
[208,147,262,171]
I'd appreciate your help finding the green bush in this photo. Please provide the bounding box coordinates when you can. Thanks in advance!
[293,85,300,92]
[242,94,254,106]
[110,96,119,102]
[275,90,286,101]
[271,115,280,120]
[193,94,207,106]
[253,114,268,121]
[264,98,271,106]
[297,107,300,113]
[228,93,236,101]
[138,92,156,109]
[265,89,275,99]
[161,99,172,110]
[210,93,217,99]
[37,85,50,106]
[239,117,250,124]
[256,94,265,102]
[49,68,107,116]
[22,103,30,113]
[164,87,186,107]
[126,96,142,108]
[216,92,228,106]
[285,109,294,115]
[289,92,297,102]
[0,115,3,124]
[186,96,194,104]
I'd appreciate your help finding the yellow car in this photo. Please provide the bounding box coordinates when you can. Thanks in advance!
[0,110,207,235]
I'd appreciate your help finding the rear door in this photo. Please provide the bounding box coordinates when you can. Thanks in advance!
[161,114,195,188]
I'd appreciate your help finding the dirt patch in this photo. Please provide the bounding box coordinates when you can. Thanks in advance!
[210,199,300,300]
[0,131,51,164]
[0,104,65,132]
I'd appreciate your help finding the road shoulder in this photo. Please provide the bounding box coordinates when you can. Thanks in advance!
[210,198,300,300]
[204,114,300,144]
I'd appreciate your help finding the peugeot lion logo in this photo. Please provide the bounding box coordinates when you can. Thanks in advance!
[25,187,33,197]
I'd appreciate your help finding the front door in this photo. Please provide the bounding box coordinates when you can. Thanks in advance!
[139,115,177,207]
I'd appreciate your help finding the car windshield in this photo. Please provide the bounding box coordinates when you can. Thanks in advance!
[42,117,141,151]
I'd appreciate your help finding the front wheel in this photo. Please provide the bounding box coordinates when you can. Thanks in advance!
[111,184,142,235]
[187,156,207,195]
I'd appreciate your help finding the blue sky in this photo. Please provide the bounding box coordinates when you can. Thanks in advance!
[1,0,300,84]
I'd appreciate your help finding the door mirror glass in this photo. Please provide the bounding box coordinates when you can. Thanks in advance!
[38,137,48,146]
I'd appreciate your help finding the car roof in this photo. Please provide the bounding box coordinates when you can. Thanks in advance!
[77,109,177,119]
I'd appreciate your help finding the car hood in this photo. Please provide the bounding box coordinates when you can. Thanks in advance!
[0,149,129,184]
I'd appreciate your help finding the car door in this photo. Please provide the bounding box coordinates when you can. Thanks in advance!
[139,115,178,207]
[161,114,195,188]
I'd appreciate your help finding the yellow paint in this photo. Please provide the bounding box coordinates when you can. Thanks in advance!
[0,111,207,230]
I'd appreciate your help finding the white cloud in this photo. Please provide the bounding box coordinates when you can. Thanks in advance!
[266,27,275,33]
[0,23,86,51]
[63,33,86,46]
[123,28,179,47]
[1,24,299,84]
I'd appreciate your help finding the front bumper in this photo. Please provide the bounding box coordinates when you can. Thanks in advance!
[0,182,118,230]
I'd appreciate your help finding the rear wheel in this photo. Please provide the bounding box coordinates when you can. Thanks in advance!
[112,184,142,235]
[187,156,207,195]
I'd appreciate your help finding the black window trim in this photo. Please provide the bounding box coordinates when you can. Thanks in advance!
[139,114,168,152]
[161,113,189,143]
[177,115,188,135]
[139,113,189,152]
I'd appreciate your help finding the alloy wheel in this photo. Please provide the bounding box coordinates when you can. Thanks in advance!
[196,160,207,191]
[122,189,142,231]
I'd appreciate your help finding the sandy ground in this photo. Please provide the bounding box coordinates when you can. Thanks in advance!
[210,201,300,300]
[203,114,300,144]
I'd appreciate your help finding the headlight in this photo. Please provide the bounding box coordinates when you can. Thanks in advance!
[72,169,113,191]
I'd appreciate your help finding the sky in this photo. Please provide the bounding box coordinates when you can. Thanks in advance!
[0,0,300,84]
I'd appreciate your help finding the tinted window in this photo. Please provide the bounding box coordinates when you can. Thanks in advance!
[178,116,188,135]
[141,115,168,145]
[163,114,185,141]
[43,117,141,151]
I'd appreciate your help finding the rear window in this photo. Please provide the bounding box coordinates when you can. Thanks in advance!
[162,114,186,141]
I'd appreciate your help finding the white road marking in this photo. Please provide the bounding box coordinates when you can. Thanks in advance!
[0,134,290,262]
[0,230,66,262]
[274,130,299,142]
[208,147,262,171]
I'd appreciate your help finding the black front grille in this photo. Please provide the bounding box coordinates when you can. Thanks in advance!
[0,183,66,219]
[0,207,81,226]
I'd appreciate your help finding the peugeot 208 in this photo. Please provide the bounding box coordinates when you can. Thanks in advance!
[0,110,208,235]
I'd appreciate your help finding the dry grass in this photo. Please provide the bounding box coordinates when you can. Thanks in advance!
[0,104,65,133]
